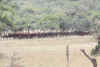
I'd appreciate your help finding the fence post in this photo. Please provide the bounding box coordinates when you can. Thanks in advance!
[66,45,69,67]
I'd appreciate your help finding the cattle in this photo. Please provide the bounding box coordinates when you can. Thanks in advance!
[49,31,58,38]
[1,28,93,40]
[81,31,93,36]
[1,31,11,39]
[59,30,72,37]
[14,31,23,39]
[73,30,93,36]
[1,34,9,39]
[7,32,15,39]
[73,31,82,36]
[40,32,47,38]
[29,31,40,39]
[15,31,32,39]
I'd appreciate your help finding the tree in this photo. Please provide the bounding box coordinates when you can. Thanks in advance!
[81,49,97,67]
[80,49,97,67]
[0,0,16,35]
[59,21,66,31]
[0,0,15,32]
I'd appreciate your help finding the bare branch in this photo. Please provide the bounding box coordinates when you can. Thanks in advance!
[80,49,97,67]
[80,49,92,60]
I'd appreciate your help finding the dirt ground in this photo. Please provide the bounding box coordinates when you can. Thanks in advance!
[0,35,99,67]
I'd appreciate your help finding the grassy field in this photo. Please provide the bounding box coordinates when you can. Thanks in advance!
[0,35,99,67]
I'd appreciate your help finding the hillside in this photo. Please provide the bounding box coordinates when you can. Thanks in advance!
[3,0,100,32]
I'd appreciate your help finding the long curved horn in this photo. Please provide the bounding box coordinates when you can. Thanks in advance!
[73,28,76,32]
[91,29,93,31]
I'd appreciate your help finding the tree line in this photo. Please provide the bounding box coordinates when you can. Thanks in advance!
[0,0,100,34]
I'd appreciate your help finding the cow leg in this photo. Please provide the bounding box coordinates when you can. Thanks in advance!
[1,38,3,40]
[12,37,13,39]
[7,37,9,40]
[66,35,67,37]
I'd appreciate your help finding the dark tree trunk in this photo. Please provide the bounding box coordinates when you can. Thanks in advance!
[98,40,100,48]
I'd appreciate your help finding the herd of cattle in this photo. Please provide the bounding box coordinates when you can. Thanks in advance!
[0,30,93,39]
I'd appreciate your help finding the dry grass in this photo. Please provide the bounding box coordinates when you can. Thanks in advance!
[0,35,96,46]
[0,35,99,67]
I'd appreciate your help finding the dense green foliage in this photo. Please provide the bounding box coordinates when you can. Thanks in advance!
[0,0,15,34]
[1,0,100,32]
[91,45,100,56]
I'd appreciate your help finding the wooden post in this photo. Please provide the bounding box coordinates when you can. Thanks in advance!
[66,45,69,67]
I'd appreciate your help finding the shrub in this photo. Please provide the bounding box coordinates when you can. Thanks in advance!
[91,45,100,56]
[7,52,24,67]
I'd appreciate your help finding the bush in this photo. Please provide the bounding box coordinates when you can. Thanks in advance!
[7,52,24,67]
[91,45,100,56]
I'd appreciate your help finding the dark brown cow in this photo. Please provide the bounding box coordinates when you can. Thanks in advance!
[8,32,16,39]
[15,31,23,39]
[73,31,82,36]
[1,31,22,39]
[51,31,59,37]
[47,32,52,38]
[59,31,71,37]
[29,31,40,38]
[1,34,9,39]
[1,33,14,39]
[73,30,93,36]
[81,31,93,36]
[39,32,47,38]
[15,31,31,39]
[22,32,31,39]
